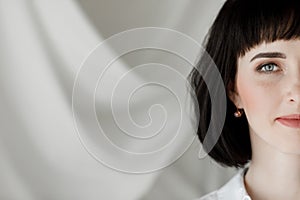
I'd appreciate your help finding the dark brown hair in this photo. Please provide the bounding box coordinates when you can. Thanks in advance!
[189,0,300,167]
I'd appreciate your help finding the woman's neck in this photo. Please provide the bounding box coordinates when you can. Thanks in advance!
[245,131,300,200]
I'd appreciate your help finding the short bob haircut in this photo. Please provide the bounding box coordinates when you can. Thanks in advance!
[189,0,300,168]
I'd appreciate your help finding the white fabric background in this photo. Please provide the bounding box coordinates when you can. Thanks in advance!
[0,0,236,199]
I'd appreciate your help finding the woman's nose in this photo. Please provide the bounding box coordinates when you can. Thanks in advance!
[286,70,300,103]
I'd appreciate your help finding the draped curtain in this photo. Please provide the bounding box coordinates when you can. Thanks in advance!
[0,0,235,199]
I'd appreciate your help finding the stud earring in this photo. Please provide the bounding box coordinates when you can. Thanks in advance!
[234,108,243,118]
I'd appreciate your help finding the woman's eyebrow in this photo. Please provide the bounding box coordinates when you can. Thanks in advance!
[250,52,286,62]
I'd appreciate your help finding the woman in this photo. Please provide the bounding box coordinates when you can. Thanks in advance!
[189,0,300,199]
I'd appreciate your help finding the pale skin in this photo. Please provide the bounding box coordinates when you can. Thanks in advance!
[230,39,300,200]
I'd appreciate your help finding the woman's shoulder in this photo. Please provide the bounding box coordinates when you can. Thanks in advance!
[194,168,251,200]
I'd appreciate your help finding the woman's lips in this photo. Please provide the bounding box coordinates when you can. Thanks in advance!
[276,114,300,128]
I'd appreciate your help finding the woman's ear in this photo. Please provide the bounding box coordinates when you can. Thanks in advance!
[227,80,243,109]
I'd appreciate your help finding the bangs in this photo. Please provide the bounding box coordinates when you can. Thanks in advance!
[232,0,300,57]
[188,0,300,167]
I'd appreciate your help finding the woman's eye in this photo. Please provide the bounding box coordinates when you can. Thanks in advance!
[257,63,280,73]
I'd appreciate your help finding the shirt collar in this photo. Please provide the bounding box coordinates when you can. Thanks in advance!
[217,167,252,200]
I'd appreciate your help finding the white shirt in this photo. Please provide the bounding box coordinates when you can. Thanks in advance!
[196,168,252,200]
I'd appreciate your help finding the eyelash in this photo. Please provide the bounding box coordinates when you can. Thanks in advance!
[256,63,282,74]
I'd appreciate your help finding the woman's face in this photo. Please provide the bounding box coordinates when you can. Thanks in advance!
[232,39,300,154]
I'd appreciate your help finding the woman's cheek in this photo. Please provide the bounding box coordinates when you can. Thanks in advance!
[237,79,271,116]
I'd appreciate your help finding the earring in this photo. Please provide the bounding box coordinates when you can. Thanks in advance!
[234,108,243,118]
